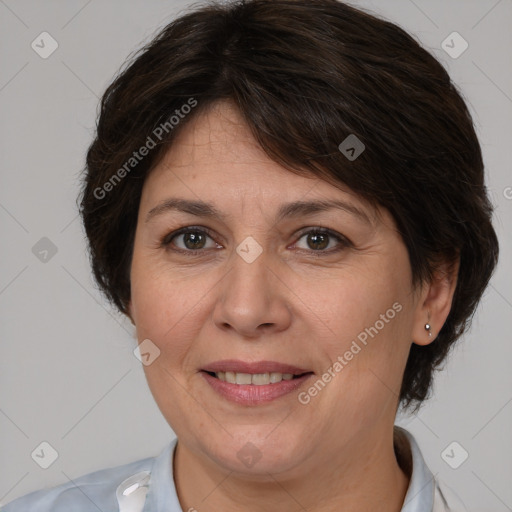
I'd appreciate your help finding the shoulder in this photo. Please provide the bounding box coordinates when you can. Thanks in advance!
[1,454,154,512]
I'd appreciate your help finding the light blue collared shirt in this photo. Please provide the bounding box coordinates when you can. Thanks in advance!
[2,427,464,511]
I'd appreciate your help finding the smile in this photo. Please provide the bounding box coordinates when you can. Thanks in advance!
[210,371,298,385]
[200,361,314,405]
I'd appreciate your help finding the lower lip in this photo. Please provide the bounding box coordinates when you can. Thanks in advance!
[201,371,314,405]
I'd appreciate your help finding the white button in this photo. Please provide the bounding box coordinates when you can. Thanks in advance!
[116,471,151,512]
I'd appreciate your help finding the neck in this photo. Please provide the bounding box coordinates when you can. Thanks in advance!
[173,426,410,512]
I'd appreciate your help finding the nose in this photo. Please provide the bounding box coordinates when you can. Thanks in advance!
[212,243,293,339]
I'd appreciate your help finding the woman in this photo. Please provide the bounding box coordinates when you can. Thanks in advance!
[3,0,499,511]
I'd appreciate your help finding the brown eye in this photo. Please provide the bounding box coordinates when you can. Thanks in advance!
[305,232,329,251]
[162,227,218,253]
[294,228,351,253]
[181,231,207,250]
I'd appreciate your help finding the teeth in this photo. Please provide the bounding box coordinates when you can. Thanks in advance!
[269,372,282,383]
[215,371,296,385]
[235,372,252,385]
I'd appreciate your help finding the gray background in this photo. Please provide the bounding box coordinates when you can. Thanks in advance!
[0,0,511,510]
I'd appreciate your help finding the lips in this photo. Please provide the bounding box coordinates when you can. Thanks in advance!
[200,359,314,405]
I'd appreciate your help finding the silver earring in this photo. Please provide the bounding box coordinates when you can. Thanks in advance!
[424,323,432,337]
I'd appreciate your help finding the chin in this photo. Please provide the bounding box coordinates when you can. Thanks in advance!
[203,426,308,476]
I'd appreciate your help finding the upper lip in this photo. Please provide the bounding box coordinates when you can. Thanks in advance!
[201,359,312,375]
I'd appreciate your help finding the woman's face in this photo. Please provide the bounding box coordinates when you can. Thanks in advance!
[129,100,427,476]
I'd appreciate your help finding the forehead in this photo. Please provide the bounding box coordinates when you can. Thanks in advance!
[152,100,293,177]
[141,100,382,225]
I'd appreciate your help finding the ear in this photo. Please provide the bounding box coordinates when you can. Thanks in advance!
[412,257,459,346]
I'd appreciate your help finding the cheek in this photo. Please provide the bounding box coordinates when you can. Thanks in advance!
[130,258,204,365]
[294,261,410,347]
[296,262,414,399]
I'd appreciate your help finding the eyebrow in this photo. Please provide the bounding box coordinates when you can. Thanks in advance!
[145,197,372,225]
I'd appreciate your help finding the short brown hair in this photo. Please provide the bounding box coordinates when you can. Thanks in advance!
[79,0,499,410]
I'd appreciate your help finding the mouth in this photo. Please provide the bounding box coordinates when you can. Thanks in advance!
[202,370,312,385]
[199,360,314,405]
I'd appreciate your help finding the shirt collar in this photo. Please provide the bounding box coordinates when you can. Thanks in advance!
[143,427,436,512]
[142,437,181,512]
[395,426,436,511]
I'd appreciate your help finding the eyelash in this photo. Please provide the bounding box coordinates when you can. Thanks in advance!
[160,226,352,256]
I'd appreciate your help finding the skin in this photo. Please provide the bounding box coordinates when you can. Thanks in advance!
[128,100,458,512]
